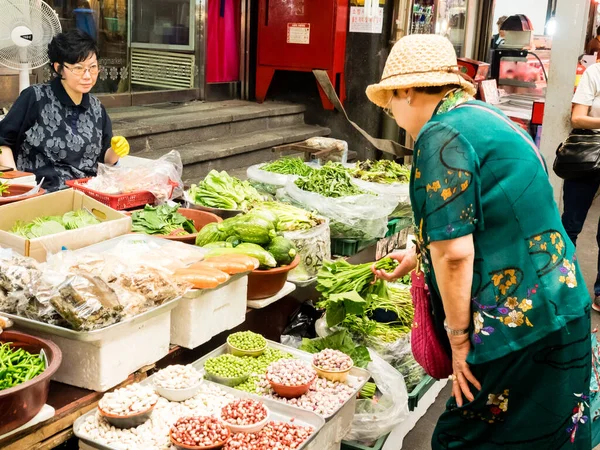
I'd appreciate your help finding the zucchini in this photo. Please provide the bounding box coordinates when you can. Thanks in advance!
[266,236,297,266]
[205,245,277,269]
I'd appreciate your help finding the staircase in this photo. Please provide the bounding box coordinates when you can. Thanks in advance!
[109,100,330,184]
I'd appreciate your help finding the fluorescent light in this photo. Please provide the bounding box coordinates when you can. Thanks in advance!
[546,17,557,36]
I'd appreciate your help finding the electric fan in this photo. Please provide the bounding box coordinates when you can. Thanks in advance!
[0,0,62,93]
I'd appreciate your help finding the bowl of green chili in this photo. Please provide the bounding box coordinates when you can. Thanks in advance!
[0,331,62,436]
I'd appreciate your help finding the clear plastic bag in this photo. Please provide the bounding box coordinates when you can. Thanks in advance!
[0,249,45,317]
[351,178,412,219]
[85,150,184,203]
[246,164,298,194]
[345,349,409,442]
[283,219,331,283]
[304,137,348,164]
[282,180,396,239]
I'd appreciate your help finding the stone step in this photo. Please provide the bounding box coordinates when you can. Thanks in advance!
[110,101,307,153]
[138,124,330,184]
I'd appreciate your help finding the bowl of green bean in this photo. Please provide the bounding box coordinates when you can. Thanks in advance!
[0,331,62,436]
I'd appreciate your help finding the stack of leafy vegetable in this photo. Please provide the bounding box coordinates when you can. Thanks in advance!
[249,202,323,232]
[10,210,100,239]
[195,209,297,269]
[131,204,197,236]
[0,342,45,391]
[261,157,315,177]
[295,162,364,198]
[349,160,411,184]
[188,170,263,211]
[299,329,371,368]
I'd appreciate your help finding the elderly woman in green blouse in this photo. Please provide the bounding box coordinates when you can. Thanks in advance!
[370,34,592,449]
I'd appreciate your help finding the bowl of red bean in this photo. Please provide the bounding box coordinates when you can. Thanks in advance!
[312,349,354,382]
[220,398,270,434]
[265,359,317,399]
[169,416,230,449]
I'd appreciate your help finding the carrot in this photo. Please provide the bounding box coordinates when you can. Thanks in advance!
[174,267,230,289]
[204,254,259,271]
[190,260,249,275]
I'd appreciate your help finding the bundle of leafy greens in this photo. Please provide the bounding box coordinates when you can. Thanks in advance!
[10,210,100,239]
[188,170,263,211]
[131,204,197,236]
[349,159,411,184]
[349,160,411,184]
[299,329,371,368]
[249,202,323,232]
[295,162,364,198]
[0,181,8,196]
[261,157,315,176]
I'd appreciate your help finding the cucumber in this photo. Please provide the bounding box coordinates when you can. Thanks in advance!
[205,245,277,269]
[266,236,297,265]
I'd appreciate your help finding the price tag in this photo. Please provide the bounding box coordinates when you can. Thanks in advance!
[287,23,310,45]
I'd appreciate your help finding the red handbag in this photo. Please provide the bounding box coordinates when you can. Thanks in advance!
[410,263,453,379]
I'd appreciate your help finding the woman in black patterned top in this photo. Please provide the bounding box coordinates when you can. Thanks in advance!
[0,29,130,192]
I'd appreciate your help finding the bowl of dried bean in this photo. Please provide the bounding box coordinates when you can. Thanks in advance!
[97,384,159,429]
[312,349,354,383]
[169,416,230,449]
[220,398,270,434]
[153,365,203,402]
[226,331,267,357]
[266,359,317,399]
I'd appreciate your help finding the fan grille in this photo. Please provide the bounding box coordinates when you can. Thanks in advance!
[0,0,62,70]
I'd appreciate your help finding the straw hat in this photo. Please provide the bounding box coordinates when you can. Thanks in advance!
[366,34,476,108]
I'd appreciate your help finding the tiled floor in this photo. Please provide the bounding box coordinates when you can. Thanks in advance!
[401,196,600,450]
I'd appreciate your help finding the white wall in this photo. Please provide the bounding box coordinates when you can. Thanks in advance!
[493,0,549,35]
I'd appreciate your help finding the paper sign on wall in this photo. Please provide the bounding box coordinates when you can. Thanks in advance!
[349,6,384,34]
[287,23,310,44]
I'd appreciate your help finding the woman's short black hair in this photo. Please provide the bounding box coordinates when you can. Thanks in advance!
[413,86,448,95]
[48,29,98,75]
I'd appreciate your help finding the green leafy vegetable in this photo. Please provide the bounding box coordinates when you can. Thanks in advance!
[360,381,377,399]
[0,173,9,197]
[262,157,315,176]
[249,202,323,232]
[299,329,372,368]
[295,162,364,198]
[189,170,263,211]
[131,204,197,236]
[349,160,411,184]
[10,210,99,239]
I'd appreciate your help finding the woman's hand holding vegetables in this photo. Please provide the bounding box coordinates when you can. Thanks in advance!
[449,333,481,407]
[371,247,417,281]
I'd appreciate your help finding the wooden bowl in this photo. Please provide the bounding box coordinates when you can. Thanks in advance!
[0,331,62,436]
[98,402,157,429]
[0,184,46,205]
[247,256,300,300]
[169,422,230,449]
[129,208,222,245]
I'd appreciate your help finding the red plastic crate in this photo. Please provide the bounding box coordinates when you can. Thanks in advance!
[65,178,177,210]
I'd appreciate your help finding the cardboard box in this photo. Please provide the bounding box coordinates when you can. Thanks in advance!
[0,189,131,262]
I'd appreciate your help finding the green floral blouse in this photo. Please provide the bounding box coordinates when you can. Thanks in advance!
[411,90,591,365]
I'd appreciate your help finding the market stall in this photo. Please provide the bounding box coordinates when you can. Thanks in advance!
[0,150,443,450]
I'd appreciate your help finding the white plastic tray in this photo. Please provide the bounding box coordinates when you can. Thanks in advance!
[247,282,296,309]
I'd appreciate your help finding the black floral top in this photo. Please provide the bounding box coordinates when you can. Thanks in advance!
[0,77,112,192]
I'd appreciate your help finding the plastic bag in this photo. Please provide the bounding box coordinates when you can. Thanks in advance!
[280,301,321,348]
[246,164,298,195]
[84,150,184,203]
[283,219,331,283]
[304,137,348,164]
[282,180,396,239]
[351,178,412,219]
[345,349,409,442]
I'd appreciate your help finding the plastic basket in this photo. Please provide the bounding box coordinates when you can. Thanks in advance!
[408,375,436,411]
[341,435,388,450]
[331,238,377,257]
[385,217,413,238]
[65,178,177,211]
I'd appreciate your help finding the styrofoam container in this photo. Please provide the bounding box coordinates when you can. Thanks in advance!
[4,299,178,392]
[170,277,248,349]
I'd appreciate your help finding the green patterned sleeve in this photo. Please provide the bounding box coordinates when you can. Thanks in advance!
[414,121,484,242]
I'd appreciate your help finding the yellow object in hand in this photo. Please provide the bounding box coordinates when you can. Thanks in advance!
[111,136,130,158]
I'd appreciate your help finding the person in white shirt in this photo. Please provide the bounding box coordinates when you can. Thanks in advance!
[565,62,600,310]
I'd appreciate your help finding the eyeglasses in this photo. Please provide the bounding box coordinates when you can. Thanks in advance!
[63,63,100,77]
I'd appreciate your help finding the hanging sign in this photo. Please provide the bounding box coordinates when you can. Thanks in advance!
[287,23,310,44]
[349,6,384,34]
